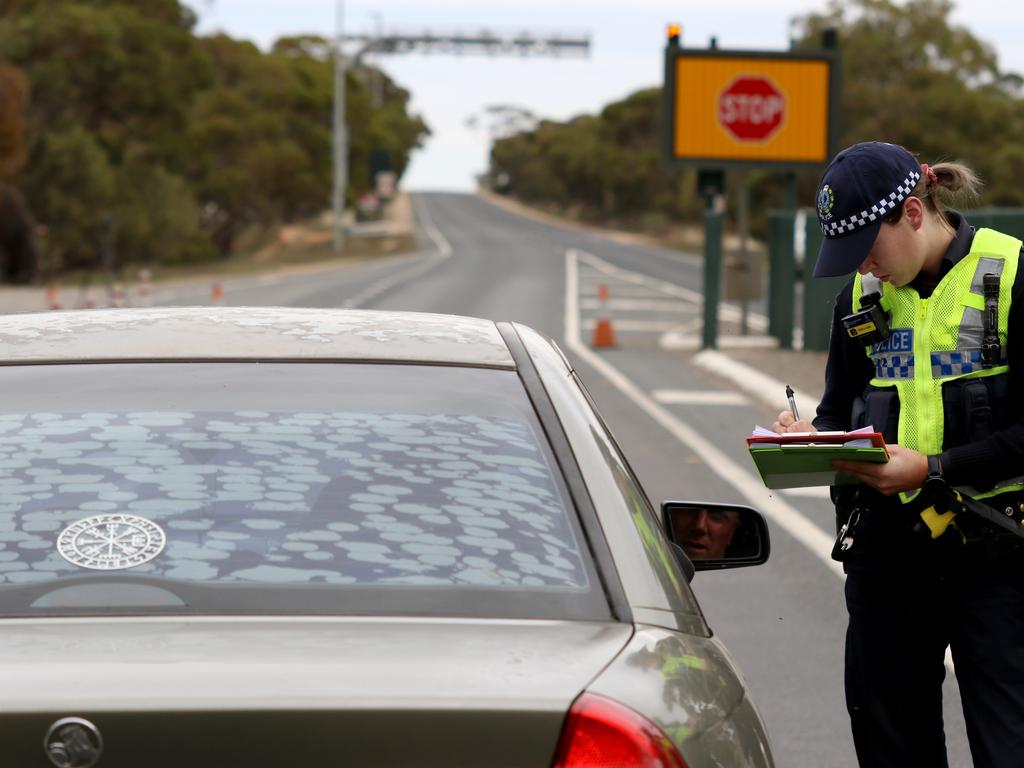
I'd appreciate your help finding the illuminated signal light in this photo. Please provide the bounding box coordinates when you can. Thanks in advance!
[667,24,681,46]
[551,692,689,767]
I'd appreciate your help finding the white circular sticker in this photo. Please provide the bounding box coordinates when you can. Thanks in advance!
[57,514,166,571]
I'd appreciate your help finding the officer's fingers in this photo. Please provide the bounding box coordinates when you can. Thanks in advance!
[773,413,815,433]
[831,460,882,481]
[832,460,902,496]
[832,469,886,494]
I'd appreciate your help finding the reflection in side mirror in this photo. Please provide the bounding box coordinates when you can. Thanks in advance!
[661,501,770,572]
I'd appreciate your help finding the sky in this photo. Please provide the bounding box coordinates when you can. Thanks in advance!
[188,0,1024,192]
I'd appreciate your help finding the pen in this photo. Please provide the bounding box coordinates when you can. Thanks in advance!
[786,384,800,422]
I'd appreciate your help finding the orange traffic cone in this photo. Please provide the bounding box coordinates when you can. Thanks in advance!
[45,282,61,310]
[109,282,126,308]
[137,268,153,306]
[211,281,224,302]
[591,283,616,348]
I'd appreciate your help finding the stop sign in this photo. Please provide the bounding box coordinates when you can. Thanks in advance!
[718,76,786,142]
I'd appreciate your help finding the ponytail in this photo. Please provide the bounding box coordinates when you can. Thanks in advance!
[915,160,983,216]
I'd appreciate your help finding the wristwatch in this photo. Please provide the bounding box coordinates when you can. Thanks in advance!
[927,454,945,483]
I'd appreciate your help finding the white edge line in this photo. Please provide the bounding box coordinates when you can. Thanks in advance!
[781,487,834,499]
[692,349,820,417]
[415,195,453,258]
[575,249,768,332]
[651,390,748,406]
[343,195,452,308]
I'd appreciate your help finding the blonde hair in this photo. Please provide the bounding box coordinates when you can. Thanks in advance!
[914,161,983,215]
[884,160,983,226]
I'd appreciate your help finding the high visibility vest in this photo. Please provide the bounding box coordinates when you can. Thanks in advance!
[851,227,1023,505]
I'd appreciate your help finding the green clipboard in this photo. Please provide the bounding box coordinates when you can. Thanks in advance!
[747,435,888,489]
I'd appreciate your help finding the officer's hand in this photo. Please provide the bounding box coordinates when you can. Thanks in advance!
[772,410,815,434]
[831,444,928,496]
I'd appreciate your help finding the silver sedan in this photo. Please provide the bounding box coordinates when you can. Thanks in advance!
[0,307,774,768]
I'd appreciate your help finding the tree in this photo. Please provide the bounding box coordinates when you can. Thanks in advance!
[189,33,428,252]
[0,62,36,282]
[112,162,213,266]
[0,0,430,276]
[0,2,212,153]
[791,0,1024,204]
[492,0,1024,233]
[0,62,26,179]
[25,125,116,272]
[489,88,687,223]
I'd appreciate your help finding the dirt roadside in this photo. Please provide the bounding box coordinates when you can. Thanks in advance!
[0,193,419,314]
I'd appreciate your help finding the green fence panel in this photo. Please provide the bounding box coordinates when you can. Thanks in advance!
[801,218,848,351]
[963,207,1024,240]
[767,210,796,349]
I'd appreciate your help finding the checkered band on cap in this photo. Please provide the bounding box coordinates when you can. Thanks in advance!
[821,169,921,237]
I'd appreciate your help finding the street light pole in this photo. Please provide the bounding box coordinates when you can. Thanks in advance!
[332,0,347,252]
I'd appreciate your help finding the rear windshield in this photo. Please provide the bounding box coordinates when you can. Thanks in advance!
[0,363,611,620]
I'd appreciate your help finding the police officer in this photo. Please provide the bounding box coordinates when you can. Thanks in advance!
[772,142,1024,767]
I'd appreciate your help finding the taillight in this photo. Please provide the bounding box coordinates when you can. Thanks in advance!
[551,692,689,768]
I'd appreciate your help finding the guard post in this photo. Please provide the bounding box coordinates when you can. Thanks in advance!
[704,209,724,349]
[767,210,796,348]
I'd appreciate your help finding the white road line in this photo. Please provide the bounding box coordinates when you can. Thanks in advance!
[576,251,704,302]
[652,389,749,405]
[660,334,780,351]
[575,250,768,332]
[693,349,820,415]
[565,247,842,579]
[343,196,452,309]
[567,247,956,675]
[782,487,834,499]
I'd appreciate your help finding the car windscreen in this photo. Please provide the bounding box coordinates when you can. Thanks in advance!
[0,362,612,620]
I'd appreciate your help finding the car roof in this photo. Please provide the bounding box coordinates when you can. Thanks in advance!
[0,307,516,368]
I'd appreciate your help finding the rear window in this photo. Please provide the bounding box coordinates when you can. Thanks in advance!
[0,363,611,620]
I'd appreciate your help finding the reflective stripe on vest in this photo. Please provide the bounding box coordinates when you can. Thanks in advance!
[852,228,1022,503]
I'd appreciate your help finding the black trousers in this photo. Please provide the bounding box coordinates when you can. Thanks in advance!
[845,538,1024,767]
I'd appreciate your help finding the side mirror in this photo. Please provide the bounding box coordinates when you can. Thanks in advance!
[662,501,770,572]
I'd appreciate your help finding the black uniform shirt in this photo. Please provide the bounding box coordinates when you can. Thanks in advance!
[812,212,1024,489]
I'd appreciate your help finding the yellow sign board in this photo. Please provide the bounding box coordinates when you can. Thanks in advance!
[668,54,834,166]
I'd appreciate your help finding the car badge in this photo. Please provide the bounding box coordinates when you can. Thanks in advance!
[57,514,166,571]
[44,717,103,768]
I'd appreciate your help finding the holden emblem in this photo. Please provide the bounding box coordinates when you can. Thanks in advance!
[44,717,103,768]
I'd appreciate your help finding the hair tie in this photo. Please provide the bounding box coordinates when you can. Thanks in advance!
[921,163,939,186]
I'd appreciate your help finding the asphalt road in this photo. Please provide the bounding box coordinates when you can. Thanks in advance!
[143,192,972,767]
